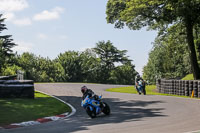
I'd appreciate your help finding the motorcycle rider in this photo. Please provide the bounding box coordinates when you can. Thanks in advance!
[81,86,100,101]
[135,74,141,93]
[135,74,146,95]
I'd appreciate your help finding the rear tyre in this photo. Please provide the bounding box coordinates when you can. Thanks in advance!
[143,89,146,95]
[142,87,146,95]
[86,106,96,118]
[102,102,110,115]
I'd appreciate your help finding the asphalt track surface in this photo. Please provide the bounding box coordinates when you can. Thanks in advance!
[1,83,200,133]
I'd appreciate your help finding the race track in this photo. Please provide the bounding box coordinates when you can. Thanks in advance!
[1,83,200,133]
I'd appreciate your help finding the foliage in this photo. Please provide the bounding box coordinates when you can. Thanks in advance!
[0,91,71,126]
[93,40,131,83]
[13,53,65,82]
[143,24,191,83]
[106,0,200,79]
[109,62,137,85]
[93,40,129,69]
[2,42,136,84]
[79,49,102,83]
[0,14,16,74]
[2,65,23,76]
[57,51,84,82]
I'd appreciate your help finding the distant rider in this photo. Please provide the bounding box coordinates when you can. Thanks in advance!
[137,79,145,94]
[135,74,141,93]
[135,74,146,95]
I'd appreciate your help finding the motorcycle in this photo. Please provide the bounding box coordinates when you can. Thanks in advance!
[81,95,110,118]
[136,79,146,95]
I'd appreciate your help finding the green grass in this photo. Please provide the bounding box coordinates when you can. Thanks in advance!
[106,85,158,94]
[182,74,194,80]
[0,91,71,126]
[106,85,190,98]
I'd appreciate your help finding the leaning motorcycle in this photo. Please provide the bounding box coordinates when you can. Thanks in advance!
[136,80,146,95]
[81,95,110,118]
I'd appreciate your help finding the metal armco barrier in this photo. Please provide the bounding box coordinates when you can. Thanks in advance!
[198,81,200,98]
[156,79,200,98]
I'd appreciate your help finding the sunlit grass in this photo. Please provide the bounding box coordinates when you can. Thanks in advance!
[0,91,71,126]
[106,85,191,98]
[106,85,158,94]
[182,74,194,80]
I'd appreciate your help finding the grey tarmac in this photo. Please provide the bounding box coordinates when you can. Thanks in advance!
[1,83,200,133]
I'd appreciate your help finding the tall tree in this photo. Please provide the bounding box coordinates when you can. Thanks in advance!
[93,40,129,69]
[79,49,102,83]
[93,40,130,83]
[0,14,16,74]
[109,61,137,85]
[57,51,83,82]
[106,0,200,79]
[143,24,191,83]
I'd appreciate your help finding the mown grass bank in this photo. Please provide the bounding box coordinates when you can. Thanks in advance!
[106,85,190,98]
[0,91,71,126]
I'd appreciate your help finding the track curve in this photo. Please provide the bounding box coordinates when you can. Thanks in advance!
[1,83,200,133]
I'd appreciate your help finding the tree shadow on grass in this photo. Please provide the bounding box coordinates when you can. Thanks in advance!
[54,95,167,133]
[0,95,70,126]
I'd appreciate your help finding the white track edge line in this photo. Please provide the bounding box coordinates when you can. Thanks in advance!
[36,90,76,118]
[185,130,200,133]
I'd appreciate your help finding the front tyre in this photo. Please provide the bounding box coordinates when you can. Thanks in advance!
[86,106,96,118]
[102,102,110,115]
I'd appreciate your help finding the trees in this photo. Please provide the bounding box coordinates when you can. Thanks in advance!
[57,51,84,82]
[106,0,200,79]
[56,49,102,83]
[79,49,102,83]
[93,40,129,69]
[109,62,137,85]
[93,40,130,83]
[0,14,16,74]
[143,24,191,83]
[14,53,65,82]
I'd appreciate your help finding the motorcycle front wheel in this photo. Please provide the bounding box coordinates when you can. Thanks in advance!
[102,102,110,115]
[86,106,96,118]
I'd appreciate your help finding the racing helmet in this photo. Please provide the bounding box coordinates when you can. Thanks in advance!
[136,74,140,78]
[81,86,88,94]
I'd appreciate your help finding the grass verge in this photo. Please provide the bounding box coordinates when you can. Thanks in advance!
[182,74,194,80]
[0,91,71,126]
[106,85,190,98]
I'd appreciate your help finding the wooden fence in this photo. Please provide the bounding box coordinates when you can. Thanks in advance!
[156,79,200,98]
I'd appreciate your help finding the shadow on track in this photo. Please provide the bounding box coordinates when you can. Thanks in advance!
[55,95,167,133]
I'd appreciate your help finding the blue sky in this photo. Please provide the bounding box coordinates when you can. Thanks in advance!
[0,0,157,75]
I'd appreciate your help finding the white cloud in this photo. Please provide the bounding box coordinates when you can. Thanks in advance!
[52,7,65,13]
[0,0,30,26]
[13,41,33,52]
[13,18,32,26]
[0,0,28,12]
[38,33,48,39]
[33,7,65,21]
[3,12,15,21]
